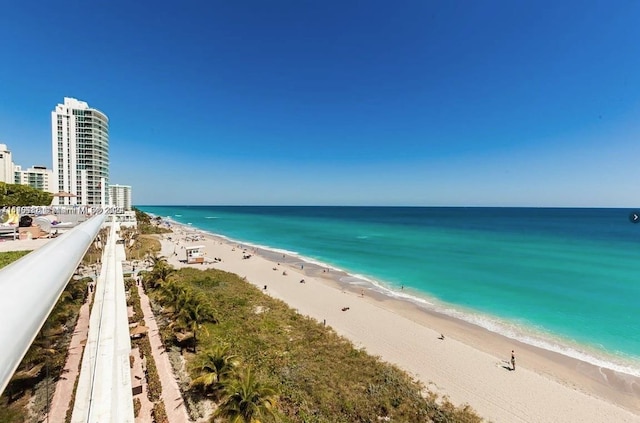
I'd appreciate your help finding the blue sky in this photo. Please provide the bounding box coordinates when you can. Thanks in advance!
[1,1,639,206]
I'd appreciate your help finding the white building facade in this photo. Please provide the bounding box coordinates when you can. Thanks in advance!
[14,165,56,193]
[51,97,109,206]
[0,144,14,183]
[109,184,132,210]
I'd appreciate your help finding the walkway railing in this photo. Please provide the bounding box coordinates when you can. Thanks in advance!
[0,215,106,395]
[71,221,134,422]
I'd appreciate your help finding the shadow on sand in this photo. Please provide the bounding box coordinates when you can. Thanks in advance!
[501,361,514,371]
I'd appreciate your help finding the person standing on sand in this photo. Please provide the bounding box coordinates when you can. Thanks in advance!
[511,350,516,371]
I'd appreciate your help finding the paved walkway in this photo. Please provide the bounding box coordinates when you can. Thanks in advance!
[0,237,52,252]
[131,346,154,422]
[137,283,192,423]
[49,288,93,422]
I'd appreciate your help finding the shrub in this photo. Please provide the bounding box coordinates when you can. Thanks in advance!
[152,401,168,423]
[133,398,141,417]
[158,267,484,423]
[140,336,162,402]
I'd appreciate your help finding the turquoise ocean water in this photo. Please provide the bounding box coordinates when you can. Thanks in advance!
[139,206,640,376]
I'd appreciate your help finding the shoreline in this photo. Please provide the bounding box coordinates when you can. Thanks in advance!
[158,221,640,422]
[171,219,640,379]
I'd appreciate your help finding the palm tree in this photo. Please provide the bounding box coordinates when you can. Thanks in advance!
[146,253,167,268]
[159,281,188,314]
[120,227,137,254]
[156,263,175,282]
[146,259,175,290]
[214,369,279,423]
[190,345,238,398]
[176,295,214,352]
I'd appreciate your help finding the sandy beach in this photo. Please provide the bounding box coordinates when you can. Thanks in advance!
[156,223,640,423]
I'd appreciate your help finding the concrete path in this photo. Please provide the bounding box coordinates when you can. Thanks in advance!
[131,346,154,422]
[48,289,93,422]
[0,238,51,252]
[137,283,192,423]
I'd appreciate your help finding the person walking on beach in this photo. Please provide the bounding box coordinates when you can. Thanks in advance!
[511,350,516,371]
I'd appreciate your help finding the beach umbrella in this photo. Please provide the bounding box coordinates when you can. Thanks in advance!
[51,191,78,205]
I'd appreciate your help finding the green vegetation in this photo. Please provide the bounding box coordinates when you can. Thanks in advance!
[0,250,30,268]
[130,233,162,261]
[119,226,162,261]
[144,254,216,355]
[0,182,53,206]
[143,261,483,423]
[190,345,238,399]
[133,207,172,235]
[81,227,109,265]
[127,277,162,404]
[126,278,143,323]
[152,401,169,423]
[140,334,162,402]
[214,368,279,423]
[0,252,91,423]
[84,224,160,266]
[133,397,141,417]
[145,254,176,289]
[127,273,166,422]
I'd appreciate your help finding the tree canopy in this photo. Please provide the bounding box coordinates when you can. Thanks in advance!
[0,183,52,206]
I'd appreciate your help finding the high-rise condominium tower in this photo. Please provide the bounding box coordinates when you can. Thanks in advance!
[0,143,14,183]
[51,97,109,206]
[109,184,132,210]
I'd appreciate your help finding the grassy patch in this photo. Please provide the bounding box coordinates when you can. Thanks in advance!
[150,267,483,423]
[133,207,173,235]
[0,250,30,268]
[128,234,162,261]
[139,222,172,235]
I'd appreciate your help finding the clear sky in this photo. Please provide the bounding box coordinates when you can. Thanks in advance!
[1,1,639,206]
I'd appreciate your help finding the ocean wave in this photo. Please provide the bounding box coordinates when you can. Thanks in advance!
[437,307,640,377]
[353,276,640,377]
[355,276,640,376]
[275,259,640,376]
[194,229,300,257]
[165,217,640,378]
[205,216,218,219]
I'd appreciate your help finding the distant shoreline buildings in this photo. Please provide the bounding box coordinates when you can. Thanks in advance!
[0,143,55,193]
[14,165,55,193]
[109,184,132,211]
[0,144,14,183]
[0,97,133,210]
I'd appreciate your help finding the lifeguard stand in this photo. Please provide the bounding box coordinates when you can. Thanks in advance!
[185,245,205,264]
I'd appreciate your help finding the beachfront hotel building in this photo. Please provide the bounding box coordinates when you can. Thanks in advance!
[109,184,132,210]
[51,97,109,206]
[0,143,14,183]
[14,165,56,193]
